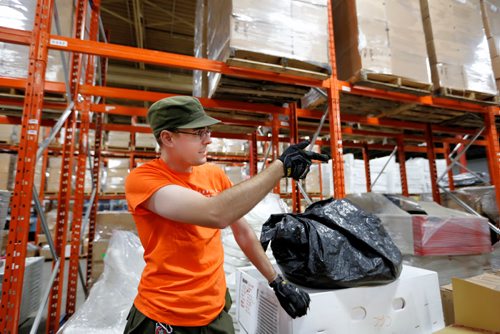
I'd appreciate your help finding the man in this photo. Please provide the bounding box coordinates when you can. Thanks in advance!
[124,96,329,333]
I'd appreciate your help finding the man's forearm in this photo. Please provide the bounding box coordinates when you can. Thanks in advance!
[209,160,284,226]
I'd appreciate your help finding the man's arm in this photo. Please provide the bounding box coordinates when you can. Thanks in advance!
[230,217,277,283]
[145,160,284,229]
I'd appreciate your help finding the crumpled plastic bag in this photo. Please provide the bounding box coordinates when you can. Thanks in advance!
[260,198,403,289]
[58,231,145,333]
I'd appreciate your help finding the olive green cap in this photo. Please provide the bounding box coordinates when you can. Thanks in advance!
[147,96,220,138]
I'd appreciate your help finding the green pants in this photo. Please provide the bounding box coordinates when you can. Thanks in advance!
[124,290,235,334]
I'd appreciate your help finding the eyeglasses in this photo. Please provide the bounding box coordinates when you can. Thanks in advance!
[173,127,212,140]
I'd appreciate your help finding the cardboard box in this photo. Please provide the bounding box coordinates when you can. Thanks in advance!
[440,284,455,326]
[434,325,495,333]
[95,211,136,239]
[492,55,500,79]
[452,274,500,332]
[422,0,497,95]
[333,0,431,85]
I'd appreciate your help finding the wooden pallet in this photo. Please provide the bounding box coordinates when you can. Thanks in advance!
[227,49,330,80]
[212,76,311,105]
[104,145,131,152]
[438,87,499,105]
[134,146,156,152]
[350,71,433,96]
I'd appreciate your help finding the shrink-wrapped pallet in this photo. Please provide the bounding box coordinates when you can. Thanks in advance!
[332,0,432,90]
[194,0,330,100]
[421,0,497,99]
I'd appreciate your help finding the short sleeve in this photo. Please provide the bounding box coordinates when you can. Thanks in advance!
[125,165,171,214]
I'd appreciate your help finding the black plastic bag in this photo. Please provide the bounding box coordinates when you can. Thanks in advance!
[260,198,403,289]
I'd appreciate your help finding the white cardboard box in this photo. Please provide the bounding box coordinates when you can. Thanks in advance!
[236,264,444,334]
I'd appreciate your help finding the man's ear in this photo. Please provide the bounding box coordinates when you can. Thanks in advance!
[160,130,174,147]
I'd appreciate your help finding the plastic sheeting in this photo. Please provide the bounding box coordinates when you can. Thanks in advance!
[59,231,145,334]
[421,0,497,95]
[193,0,329,97]
[412,201,492,256]
[0,0,73,82]
[347,193,415,255]
[332,0,432,84]
[260,198,403,289]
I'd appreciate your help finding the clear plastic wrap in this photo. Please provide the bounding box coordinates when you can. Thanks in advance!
[59,231,145,334]
[0,0,72,82]
[102,159,129,194]
[194,0,329,97]
[347,193,415,255]
[333,0,431,84]
[422,0,497,95]
[403,253,493,285]
[412,201,492,256]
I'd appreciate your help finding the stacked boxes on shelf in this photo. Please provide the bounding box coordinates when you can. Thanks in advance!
[332,0,432,88]
[320,154,448,195]
[106,131,130,149]
[0,124,19,144]
[421,0,497,99]
[91,211,137,282]
[193,0,329,102]
[406,158,447,194]
[481,0,500,89]
[102,158,129,193]
[0,0,72,82]
[0,154,16,190]
[135,132,156,150]
[46,157,62,193]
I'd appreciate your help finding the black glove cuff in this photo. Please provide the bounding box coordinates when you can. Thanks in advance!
[269,274,284,289]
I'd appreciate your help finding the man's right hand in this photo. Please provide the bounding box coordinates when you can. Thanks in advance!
[278,141,330,180]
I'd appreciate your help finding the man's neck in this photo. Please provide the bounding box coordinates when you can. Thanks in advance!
[160,150,193,173]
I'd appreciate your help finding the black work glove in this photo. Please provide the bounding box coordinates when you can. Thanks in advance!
[269,274,311,319]
[278,141,330,180]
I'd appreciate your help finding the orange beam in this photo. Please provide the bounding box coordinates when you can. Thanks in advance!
[337,80,498,114]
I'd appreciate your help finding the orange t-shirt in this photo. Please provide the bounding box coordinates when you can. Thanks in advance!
[125,159,232,326]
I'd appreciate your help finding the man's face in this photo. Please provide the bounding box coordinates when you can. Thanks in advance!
[169,127,212,166]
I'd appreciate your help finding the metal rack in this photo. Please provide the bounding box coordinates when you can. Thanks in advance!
[0,0,499,332]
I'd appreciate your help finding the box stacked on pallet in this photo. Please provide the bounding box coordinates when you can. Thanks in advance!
[406,158,447,194]
[135,132,156,150]
[421,0,498,101]
[102,158,129,193]
[332,0,432,92]
[106,131,130,149]
[91,211,137,282]
[412,201,492,256]
[0,125,19,144]
[0,154,16,190]
[0,0,72,82]
[46,157,62,193]
[193,0,330,103]
[481,0,500,89]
